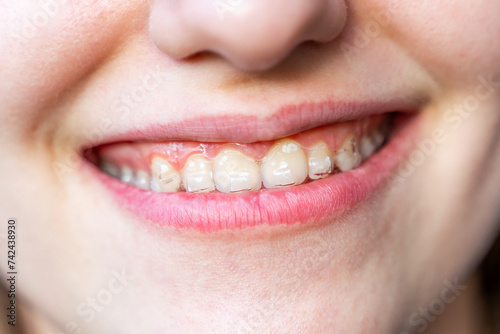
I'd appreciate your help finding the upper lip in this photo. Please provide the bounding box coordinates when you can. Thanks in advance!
[87,98,422,148]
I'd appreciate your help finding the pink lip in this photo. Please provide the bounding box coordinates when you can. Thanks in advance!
[84,110,420,232]
[88,98,422,146]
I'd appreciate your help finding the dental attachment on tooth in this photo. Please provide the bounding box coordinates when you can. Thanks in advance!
[334,135,362,172]
[213,150,262,193]
[182,155,216,193]
[97,118,392,193]
[307,143,333,180]
[261,140,308,189]
[150,156,181,192]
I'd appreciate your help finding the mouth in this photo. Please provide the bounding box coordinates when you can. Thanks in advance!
[83,103,421,232]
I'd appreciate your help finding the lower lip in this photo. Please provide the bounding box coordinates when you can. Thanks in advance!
[85,114,420,232]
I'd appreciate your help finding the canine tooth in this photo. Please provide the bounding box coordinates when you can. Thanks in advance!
[335,135,362,172]
[360,135,376,160]
[100,160,120,179]
[182,155,215,193]
[150,156,181,192]
[213,150,261,193]
[120,166,135,185]
[308,143,333,180]
[261,140,308,189]
[135,170,150,190]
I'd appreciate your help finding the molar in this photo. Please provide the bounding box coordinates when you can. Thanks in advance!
[213,150,261,193]
[360,126,388,160]
[371,128,386,149]
[100,160,120,179]
[150,156,181,192]
[261,140,308,189]
[308,143,333,180]
[120,166,135,185]
[360,135,376,161]
[334,135,362,172]
[135,170,150,190]
[182,155,215,193]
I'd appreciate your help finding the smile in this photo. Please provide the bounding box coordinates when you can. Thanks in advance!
[84,101,421,232]
[95,115,391,193]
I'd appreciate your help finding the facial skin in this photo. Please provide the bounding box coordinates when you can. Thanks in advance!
[1,0,500,333]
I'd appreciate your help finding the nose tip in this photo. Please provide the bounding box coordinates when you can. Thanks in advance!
[149,0,347,71]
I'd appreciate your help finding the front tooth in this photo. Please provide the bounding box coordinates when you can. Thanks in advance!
[308,143,333,180]
[261,140,308,189]
[120,166,135,185]
[135,170,150,190]
[182,155,215,193]
[150,156,181,192]
[334,135,362,172]
[213,150,261,193]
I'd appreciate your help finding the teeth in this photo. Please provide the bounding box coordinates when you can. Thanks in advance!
[360,135,376,161]
[150,156,181,193]
[120,166,135,185]
[371,128,386,149]
[334,135,362,172]
[135,170,150,190]
[360,128,387,160]
[307,143,333,180]
[213,150,261,193]
[100,160,120,179]
[182,155,215,193]
[261,140,308,189]
[101,122,391,193]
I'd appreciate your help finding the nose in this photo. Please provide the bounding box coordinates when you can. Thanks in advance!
[149,0,347,71]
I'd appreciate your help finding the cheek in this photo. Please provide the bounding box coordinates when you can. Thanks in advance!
[0,1,148,137]
[410,98,500,274]
[379,1,500,84]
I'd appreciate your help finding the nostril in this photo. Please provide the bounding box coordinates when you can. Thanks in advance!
[149,0,348,71]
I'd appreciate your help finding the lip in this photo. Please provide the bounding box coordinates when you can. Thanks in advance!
[84,98,423,147]
[83,108,421,232]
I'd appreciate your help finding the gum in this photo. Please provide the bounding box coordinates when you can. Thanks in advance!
[96,114,387,173]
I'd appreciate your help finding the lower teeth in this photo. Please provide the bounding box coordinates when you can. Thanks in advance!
[98,119,391,193]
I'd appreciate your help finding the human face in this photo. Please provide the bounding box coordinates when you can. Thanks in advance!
[1,1,499,333]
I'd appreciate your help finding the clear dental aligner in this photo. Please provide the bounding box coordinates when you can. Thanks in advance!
[99,120,391,194]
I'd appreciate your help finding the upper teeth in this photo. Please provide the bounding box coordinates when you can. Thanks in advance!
[213,150,262,193]
[335,135,362,172]
[150,156,181,192]
[307,143,333,180]
[134,170,150,190]
[261,140,308,189]
[182,155,215,193]
[99,126,389,193]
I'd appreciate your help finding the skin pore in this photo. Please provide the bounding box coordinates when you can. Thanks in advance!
[1,0,500,333]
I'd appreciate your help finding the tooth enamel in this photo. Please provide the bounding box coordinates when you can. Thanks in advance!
[360,135,376,161]
[371,128,385,149]
[182,155,215,193]
[261,140,308,189]
[135,170,150,190]
[308,143,333,180]
[100,160,120,179]
[150,156,181,192]
[120,166,135,185]
[334,135,362,172]
[213,150,261,193]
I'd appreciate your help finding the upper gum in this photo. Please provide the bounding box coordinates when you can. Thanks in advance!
[97,115,386,172]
